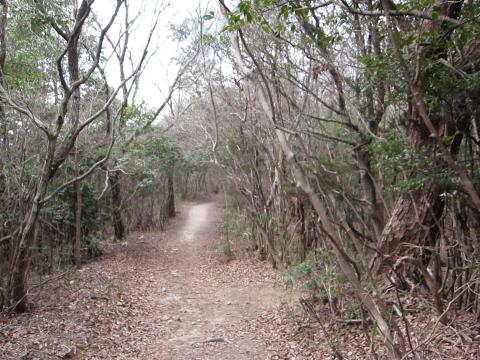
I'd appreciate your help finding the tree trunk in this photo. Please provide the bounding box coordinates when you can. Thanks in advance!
[373,0,471,277]
[69,1,82,267]
[0,0,7,311]
[356,148,384,237]
[7,159,51,313]
[167,168,175,218]
[372,181,444,275]
[218,5,405,354]
[182,174,190,200]
[110,170,125,241]
[74,146,82,268]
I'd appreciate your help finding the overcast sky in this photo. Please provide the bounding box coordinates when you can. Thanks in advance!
[92,0,211,106]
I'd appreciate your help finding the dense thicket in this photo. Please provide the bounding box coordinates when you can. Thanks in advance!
[182,0,480,357]
[1,0,479,358]
[0,0,200,313]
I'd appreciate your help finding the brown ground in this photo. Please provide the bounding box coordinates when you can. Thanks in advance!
[0,201,294,359]
[2,201,480,359]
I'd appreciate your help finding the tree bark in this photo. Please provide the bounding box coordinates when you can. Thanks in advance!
[74,145,82,268]
[373,0,478,278]
[218,2,405,356]
[7,141,54,312]
[0,0,8,310]
[167,167,175,218]
[356,148,384,237]
[110,170,125,241]
[372,181,443,275]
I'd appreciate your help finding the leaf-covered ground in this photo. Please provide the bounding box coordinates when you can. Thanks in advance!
[1,201,479,359]
[0,202,292,359]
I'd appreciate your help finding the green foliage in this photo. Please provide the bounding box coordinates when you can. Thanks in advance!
[216,208,253,253]
[169,19,194,43]
[284,249,361,318]
[181,149,211,175]
[30,12,68,34]
[40,171,109,266]
[3,1,58,92]
[4,52,45,91]
[359,51,406,103]
[143,137,181,171]
[203,10,215,21]
[366,134,459,193]
[41,177,109,234]
[119,133,181,189]
[284,251,318,296]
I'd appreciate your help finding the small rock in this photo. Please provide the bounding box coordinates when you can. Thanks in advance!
[57,345,76,358]
[161,316,170,321]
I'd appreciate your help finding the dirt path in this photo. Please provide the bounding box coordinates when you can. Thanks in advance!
[144,201,291,359]
[1,201,292,360]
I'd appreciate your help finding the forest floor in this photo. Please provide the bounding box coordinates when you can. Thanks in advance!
[0,201,296,359]
[2,201,480,359]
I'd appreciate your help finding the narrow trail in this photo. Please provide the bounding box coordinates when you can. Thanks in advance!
[146,201,290,359]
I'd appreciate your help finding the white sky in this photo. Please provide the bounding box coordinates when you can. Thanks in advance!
[92,0,211,106]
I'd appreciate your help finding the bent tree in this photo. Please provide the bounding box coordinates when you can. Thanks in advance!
[216,0,480,357]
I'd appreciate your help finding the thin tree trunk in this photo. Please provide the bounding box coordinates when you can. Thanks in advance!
[74,145,82,268]
[0,0,8,310]
[218,3,405,356]
[110,171,125,241]
[356,148,384,237]
[167,167,175,218]
[7,146,53,312]
[68,0,82,268]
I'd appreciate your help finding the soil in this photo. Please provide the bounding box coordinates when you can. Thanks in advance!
[139,201,294,359]
[0,201,295,360]
[2,201,479,360]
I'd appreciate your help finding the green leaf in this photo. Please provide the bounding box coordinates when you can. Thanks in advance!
[261,20,270,33]
[203,11,215,21]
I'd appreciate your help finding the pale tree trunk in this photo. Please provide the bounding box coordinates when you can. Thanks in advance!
[218,2,405,357]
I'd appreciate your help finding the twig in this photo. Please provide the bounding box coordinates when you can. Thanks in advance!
[196,337,231,344]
